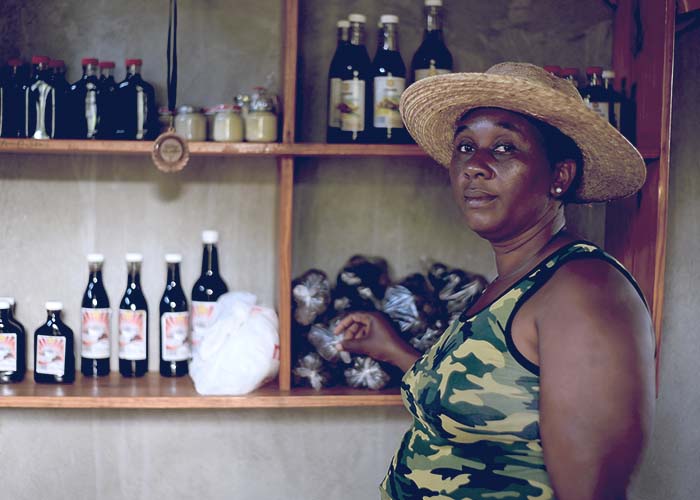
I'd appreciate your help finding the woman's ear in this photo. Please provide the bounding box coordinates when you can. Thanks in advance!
[550,159,578,198]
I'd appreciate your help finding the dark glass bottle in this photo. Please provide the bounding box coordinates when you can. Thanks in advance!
[561,67,580,90]
[1,59,27,138]
[602,69,625,132]
[23,55,54,139]
[69,58,100,139]
[338,14,372,143]
[371,15,410,144]
[119,253,149,377]
[581,66,610,123]
[34,302,75,384]
[327,19,351,143]
[80,254,111,377]
[47,59,72,139]
[411,0,453,82]
[0,300,25,383]
[97,61,118,139]
[191,230,228,356]
[114,59,158,140]
[160,254,190,377]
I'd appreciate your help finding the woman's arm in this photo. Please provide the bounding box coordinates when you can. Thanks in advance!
[535,259,655,500]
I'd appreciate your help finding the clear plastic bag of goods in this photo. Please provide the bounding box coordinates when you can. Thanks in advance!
[344,355,391,390]
[292,269,331,326]
[332,255,389,313]
[293,352,333,390]
[307,319,351,364]
[189,291,280,395]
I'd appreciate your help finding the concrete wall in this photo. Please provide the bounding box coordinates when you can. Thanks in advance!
[3,1,693,500]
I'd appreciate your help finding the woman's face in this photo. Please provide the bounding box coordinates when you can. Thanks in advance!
[449,107,559,242]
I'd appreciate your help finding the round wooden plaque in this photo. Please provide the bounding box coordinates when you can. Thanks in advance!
[152,131,189,173]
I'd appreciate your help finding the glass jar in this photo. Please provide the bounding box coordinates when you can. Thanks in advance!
[213,105,244,142]
[245,88,278,143]
[174,105,206,141]
[158,106,174,134]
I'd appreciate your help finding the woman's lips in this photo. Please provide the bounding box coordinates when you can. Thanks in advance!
[463,190,496,208]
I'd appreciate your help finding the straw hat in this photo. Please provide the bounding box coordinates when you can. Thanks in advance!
[399,62,646,203]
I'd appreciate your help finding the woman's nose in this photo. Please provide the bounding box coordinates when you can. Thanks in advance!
[461,149,495,179]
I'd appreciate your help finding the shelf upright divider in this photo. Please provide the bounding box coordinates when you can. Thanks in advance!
[277,0,300,391]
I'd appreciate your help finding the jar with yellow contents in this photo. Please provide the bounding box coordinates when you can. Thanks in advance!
[245,88,278,143]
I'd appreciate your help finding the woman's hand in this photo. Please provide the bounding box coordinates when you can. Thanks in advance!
[333,312,420,372]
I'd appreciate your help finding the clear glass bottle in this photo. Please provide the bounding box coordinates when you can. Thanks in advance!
[80,253,111,377]
[69,58,100,139]
[327,19,351,143]
[371,15,410,144]
[160,254,190,377]
[245,88,278,142]
[119,253,149,378]
[338,13,372,143]
[114,59,158,140]
[191,230,229,356]
[411,0,453,82]
[34,302,75,384]
[0,300,25,383]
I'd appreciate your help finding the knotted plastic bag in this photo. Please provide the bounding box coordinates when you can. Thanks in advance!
[344,356,391,390]
[292,269,331,326]
[293,352,333,390]
[189,291,280,395]
[307,320,351,364]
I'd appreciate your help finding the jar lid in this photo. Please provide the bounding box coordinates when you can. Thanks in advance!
[215,104,241,113]
[348,13,367,23]
[81,58,99,66]
[177,105,200,115]
[31,55,50,65]
[125,58,143,66]
[99,61,115,69]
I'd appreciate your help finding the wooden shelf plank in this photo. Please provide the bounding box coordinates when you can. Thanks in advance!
[0,373,403,409]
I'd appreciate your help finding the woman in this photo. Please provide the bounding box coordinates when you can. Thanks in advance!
[335,63,655,500]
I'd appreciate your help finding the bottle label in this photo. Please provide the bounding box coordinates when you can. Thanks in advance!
[0,333,17,372]
[191,301,217,356]
[81,308,111,359]
[373,75,406,129]
[119,309,147,361]
[161,311,190,361]
[584,98,610,124]
[340,77,365,133]
[86,83,98,138]
[414,68,450,81]
[36,335,66,376]
[328,78,343,128]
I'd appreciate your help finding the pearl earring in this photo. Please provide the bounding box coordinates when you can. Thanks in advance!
[554,187,563,194]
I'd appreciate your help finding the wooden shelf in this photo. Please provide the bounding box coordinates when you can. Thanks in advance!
[0,372,403,409]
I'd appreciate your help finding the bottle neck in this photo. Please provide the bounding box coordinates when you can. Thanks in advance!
[10,66,21,77]
[379,23,399,52]
[167,263,181,286]
[588,73,602,87]
[338,26,350,44]
[126,64,142,77]
[426,6,443,32]
[128,263,142,286]
[83,64,98,78]
[46,310,62,323]
[32,63,49,80]
[350,23,365,46]
[100,68,114,79]
[202,244,220,276]
[0,309,10,322]
[89,262,103,281]
[603,78,612,90]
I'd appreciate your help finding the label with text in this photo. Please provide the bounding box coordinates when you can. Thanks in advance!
[36,335,66,376]
[340,78,365,133]
[81,308,111,359]
[161,311,190,361]
[0,333,18,372]
[373,75,405,129]
[119,309,147,361]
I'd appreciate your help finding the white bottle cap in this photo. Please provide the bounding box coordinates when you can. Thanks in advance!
[337,20,350,28]
[0,301,10,310]
[165,253,182,264]
[46,301,63,311]
[602,69,616,79]
[348,13,367,24]
[87,253,104,263]
[425,0,443,6]
[380,14,399,24]
[125,252,143,263]
[202,230,219,244]
[0,296,15,306]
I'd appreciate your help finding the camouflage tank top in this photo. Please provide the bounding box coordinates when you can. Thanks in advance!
[380,241,644,500]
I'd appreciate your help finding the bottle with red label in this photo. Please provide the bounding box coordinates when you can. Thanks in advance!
[34,302,75,384]
[69,58,100,139]
[81,253,111,377]
[160,254,190,377]
[119,253,149,377]
[0,300,25,383]
[191,230,229,357]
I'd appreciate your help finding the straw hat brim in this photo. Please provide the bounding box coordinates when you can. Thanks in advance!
[399,72,646,203]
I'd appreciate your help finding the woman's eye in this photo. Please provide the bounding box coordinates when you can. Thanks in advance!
[457,143,474,154]
[493,144,515,154]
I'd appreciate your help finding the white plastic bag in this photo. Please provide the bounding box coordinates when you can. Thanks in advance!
[189,291,280,395]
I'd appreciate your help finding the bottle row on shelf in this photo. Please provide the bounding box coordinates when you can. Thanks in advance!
[0,231,228,385]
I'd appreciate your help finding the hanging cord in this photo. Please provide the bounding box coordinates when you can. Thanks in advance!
[167,0,178,113]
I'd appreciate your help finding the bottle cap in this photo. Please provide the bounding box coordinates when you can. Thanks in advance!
[125,58,143,66]
[165,253,182,264]
[87,253,105,263]
[380,15,399,24]
[0,297,16,306]
[425,0,443,6]
[48,59,65,68]
[46,301,63,311]
[31,55,50,65]
[0,301,10,310]
[337,20,350,28]
[7,58,22,67]
[348,13,367,23]
[81,58,99,66]
[125,253,143,263]
[202,230,219,244]
[602,69,616,79]
[543,65,562,76]
[99,61,115,69]
[177,105,200,115]
[586,66,604,75]
[561,67,580,76]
